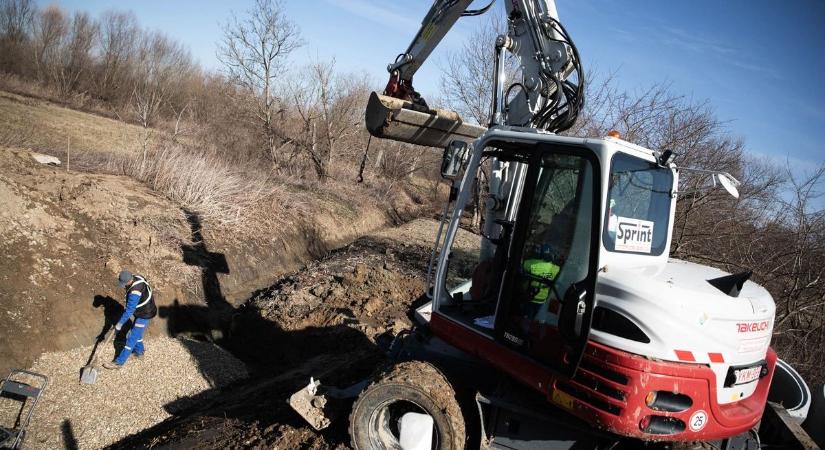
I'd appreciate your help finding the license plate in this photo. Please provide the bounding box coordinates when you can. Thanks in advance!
[724,360,767,387]
[733,365,762,385]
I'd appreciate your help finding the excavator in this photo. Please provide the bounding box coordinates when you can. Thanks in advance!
[289,1,821,449]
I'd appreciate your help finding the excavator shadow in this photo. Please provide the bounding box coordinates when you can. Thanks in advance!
[108,316,382,448]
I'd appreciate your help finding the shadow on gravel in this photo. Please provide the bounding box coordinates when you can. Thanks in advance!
[149,209,241,388]
[61,419,78,450]
[108,320,382,449]
[88,295,124,364]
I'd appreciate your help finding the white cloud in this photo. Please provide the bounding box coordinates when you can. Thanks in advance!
[660,26,735,56]
[323,0,420,31]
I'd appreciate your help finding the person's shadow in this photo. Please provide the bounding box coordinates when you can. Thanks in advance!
[179,208,233,339]
[88,295,125,364]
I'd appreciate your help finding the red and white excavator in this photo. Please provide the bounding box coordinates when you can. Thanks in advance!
[290,1,821,449]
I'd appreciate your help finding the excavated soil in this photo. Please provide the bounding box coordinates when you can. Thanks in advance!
[107,219,480,450]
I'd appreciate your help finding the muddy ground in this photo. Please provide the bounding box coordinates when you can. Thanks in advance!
[105,219,479,449]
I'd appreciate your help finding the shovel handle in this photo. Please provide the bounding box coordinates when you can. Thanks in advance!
[89,324,117,362]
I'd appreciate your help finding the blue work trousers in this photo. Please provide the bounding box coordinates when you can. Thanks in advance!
[115,317,150,365]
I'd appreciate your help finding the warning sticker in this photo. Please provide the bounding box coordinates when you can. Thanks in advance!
[614,216,654,253]
[552,390,575,411]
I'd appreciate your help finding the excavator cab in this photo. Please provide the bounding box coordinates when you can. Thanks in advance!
[428,131,602,379]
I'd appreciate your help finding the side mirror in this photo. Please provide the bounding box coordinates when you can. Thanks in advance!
[441,140,469,179]
[716,173,740,199]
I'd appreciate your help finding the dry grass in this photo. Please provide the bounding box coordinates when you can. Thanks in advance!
[103,146,292,230]
[0,90,154,158]
[0,86,439,246]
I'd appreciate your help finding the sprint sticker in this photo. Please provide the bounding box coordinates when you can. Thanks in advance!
[615,217,654,253]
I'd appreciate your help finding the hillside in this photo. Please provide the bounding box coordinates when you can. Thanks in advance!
[0,90,153,161]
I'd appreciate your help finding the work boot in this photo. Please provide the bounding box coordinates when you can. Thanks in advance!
[103,361,122,370]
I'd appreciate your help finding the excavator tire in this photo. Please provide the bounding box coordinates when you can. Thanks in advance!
[669,442,720,450]
[349,360,465,450]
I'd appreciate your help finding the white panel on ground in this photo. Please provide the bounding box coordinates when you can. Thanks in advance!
[399,412,434,450]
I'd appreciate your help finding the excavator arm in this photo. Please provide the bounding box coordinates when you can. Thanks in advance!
[366,0,584,148]
[383,0,481,105]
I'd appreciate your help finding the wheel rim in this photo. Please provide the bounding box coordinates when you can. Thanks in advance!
[367,399,439,450]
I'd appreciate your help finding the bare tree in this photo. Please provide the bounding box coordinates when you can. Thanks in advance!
[0,0,33,39]
[0,0,34,72]
[287,60,369,179]
[218,0,302,164]
[96,10,138,103]
[52,11,98,97]
[168,98,194,142]
[31,5,66,82]
[130,30,193,165]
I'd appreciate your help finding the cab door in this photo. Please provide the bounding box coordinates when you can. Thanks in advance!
[495,145,602,377]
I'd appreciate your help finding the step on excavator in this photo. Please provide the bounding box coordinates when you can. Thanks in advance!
[290,1,821,449]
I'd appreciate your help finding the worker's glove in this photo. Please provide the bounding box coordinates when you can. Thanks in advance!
[114,323,122,331]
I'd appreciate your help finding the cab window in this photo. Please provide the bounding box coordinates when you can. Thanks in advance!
[603,153,673,256]
[512,153,594,329]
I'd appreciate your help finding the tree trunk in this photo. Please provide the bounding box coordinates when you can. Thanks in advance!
[356,136,371,183]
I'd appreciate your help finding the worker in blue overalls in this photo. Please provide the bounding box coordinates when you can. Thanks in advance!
[104,270,157,369]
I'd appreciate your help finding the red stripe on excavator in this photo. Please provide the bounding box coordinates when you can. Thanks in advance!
[430,312,777,441]
[708,352,725,363]
[674,350,696,362]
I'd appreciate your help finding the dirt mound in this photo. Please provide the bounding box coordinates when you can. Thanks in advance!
[109,219,479,449]
[0,336,247,450]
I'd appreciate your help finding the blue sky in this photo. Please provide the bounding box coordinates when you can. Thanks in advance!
[58,0,824,166]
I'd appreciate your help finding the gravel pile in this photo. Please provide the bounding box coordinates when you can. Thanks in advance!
[15,336,248,450]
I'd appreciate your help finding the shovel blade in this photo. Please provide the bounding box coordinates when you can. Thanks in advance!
[80,366,98,385]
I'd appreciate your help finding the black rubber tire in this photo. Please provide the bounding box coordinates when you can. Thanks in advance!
[350,360,466,450]
[669,441,722,450]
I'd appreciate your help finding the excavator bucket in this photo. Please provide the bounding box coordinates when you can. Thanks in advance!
[365,92,486,148]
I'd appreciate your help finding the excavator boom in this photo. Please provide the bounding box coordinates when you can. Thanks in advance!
[384,0,477,102]
[367,0,583,147]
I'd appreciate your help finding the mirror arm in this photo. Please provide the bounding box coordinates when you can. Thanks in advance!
[673,167,740,198]
[676,167,741,185]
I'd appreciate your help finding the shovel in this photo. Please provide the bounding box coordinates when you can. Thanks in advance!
[80,327,115,385]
